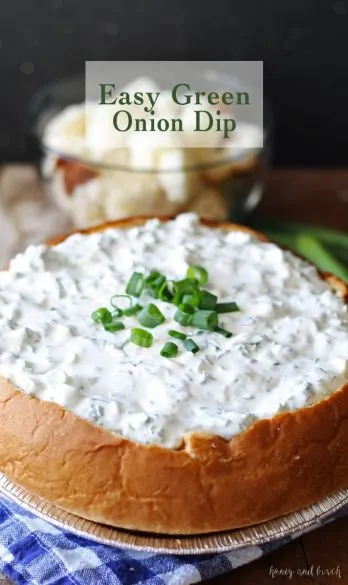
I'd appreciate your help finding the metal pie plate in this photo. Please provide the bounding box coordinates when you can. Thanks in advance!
[0,473,347,555]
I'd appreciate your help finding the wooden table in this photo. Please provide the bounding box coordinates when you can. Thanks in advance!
[0,167,347,585]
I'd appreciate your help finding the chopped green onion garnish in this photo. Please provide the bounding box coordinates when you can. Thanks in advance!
[174,278,197,293]
[92,262,237,358]
[182,290,200,307]
[186,265,208,286]
[123,304,143,317]
[191,310,218,331]
[216,302,240,314]
[104,321,125,332]
[173,278,198,305]
[152,275,166,287]
[145,271,163,284]
[158,280,174,302]
[111,308,123,318]
[126,272,145,297]
[215,326,233,338]
[168,329,187,341]
[145,271,166,298]
[138,303,165,328]
[160,341,178,358]
[130,328,153,348]
[91,307,112,324]
[199,290,217,310]
[110,294,133,310]
[184,339,200,353]
[178,303,195,314]
[174,305,194,326]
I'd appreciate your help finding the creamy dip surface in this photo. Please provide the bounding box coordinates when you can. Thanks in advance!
[0,214,347,448]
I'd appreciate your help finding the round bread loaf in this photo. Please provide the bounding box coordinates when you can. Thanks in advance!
[0,216,347,535]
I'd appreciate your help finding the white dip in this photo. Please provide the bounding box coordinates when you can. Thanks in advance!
[0,214,347,448]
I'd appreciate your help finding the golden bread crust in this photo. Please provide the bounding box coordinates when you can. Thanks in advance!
[0,216,347,534]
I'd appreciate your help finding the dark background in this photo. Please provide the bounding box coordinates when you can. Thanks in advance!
[1,0,347,166]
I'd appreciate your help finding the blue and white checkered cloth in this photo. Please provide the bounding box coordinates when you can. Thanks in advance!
[0,496,347,585]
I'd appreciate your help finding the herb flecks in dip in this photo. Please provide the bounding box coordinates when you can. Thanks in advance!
[0,214,347,448]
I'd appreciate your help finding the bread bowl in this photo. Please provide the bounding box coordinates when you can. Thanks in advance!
[0,214,347,535]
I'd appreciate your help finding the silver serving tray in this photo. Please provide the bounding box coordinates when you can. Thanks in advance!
[0,473,347,555]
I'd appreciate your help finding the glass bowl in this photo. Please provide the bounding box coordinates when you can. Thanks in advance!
[29,71,272,229]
